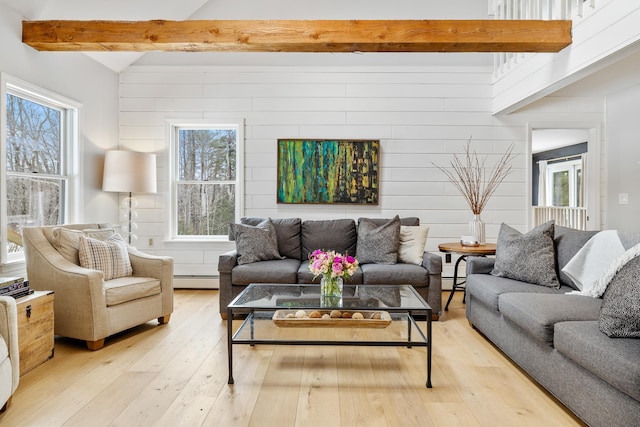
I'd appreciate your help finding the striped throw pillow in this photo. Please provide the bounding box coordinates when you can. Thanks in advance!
[78,234,133,280]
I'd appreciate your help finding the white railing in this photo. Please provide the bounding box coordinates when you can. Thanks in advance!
[492,0,598,76]
[533,206,588,230]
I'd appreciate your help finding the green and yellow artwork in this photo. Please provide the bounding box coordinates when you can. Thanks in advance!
[277,139,379,204]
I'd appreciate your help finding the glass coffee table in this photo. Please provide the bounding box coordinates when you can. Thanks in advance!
[226,283,432,388]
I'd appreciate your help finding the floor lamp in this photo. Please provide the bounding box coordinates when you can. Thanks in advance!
[102,150,157,245]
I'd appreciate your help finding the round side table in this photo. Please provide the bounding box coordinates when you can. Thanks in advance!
[438,242,497,311]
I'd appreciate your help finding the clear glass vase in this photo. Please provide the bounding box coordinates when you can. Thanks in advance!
[469,214,486,245]
[320,275,343,307]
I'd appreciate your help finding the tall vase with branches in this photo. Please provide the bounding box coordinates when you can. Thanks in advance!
[434,140,515,244]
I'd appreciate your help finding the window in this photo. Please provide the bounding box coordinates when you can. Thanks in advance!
[546,159,583,208]
[1,74,79,263]
[169,120,244,240]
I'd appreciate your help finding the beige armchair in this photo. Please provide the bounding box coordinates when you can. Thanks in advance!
[0,296,19,412]
[23,224,173,351]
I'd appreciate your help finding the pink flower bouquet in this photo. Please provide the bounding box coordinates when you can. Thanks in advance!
[308,249,359,280]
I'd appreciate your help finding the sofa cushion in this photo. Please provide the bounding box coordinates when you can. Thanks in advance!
[554,226,599,289]
[356,216,400,264]
[78,234,133,281]
[239,217,302,259]
[297,260,364,284]
[466,273,570,312]
[103,276,161,306]
[599,253,640,338]
[230,218,283,265]
[499,293,601,345]
[361,263,428,288]
[555,320,640,401]
[301,219,357,260]
[491,221,559,288]
[231,258,301,285]
[398,225,429,265]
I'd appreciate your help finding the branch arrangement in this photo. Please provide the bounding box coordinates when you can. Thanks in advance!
[433,140,515,215]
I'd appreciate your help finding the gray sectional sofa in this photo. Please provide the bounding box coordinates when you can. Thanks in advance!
[465,224,640,427]
[218,216,442,319]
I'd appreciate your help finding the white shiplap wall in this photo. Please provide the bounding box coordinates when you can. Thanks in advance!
[118,65,604,282]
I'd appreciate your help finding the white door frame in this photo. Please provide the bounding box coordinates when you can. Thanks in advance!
[526,123,601,231]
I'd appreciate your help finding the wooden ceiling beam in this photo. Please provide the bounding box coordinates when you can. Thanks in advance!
[22,19,572,53]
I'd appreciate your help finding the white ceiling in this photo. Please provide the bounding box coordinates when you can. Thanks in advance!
[4,0,640,133]
[2,0,494,72]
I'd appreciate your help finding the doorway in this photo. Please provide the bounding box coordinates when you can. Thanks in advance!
[528,126,600,230]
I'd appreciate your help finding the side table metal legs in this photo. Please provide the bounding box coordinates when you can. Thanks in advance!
[444,255,467,311]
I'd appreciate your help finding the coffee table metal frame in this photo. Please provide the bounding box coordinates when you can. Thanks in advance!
[226,283,432,388]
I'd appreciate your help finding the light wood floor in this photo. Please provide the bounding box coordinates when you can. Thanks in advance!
[1,290,586,427]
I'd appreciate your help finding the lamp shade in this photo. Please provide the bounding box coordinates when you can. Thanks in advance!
[102,150,157,193]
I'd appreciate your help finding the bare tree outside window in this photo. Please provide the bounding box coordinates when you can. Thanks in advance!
[5,93,66,255]
[176,128,237,236]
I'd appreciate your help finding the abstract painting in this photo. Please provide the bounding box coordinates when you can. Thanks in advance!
[277,139,379,204]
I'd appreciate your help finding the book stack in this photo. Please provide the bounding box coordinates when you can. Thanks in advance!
[0,276,31,299]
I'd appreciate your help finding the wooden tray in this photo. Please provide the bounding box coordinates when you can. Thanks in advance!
[272,310,392,328]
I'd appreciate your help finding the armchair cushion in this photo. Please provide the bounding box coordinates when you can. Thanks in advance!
[52,227,116,264]
[78,234,133,280]
[0,337,11,405]
[104,276,161,306]
[0,295,19,410]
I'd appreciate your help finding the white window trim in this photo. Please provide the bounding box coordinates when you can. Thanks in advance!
[165,118,244,242]
[0,73,81,265]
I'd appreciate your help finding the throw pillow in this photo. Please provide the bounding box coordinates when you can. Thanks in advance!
[398,225,430,265]
[229,218,283,265]
[356,216,401,264]
[491,221,560,288]
[599,252,640,338]
[78,234,133,281]
[300,219,357,260]
[52,227,116,264]
[239,217,302,259]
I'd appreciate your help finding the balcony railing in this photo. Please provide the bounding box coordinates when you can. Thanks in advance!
[492,0,598,76]
[533,206,588,230]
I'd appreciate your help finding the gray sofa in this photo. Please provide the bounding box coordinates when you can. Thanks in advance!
[218,217,442,319]
[465,225,640,427]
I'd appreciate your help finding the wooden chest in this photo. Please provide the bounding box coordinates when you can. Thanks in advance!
[16,290,55,375]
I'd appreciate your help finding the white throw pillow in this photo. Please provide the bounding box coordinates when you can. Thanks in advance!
[398,225,430,265]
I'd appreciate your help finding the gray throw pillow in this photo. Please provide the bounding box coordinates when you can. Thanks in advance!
[356,216,401,264]
[229,218,283,265]
[491,221,560,288]
[239,217,302,259]
[599,254,640,338]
